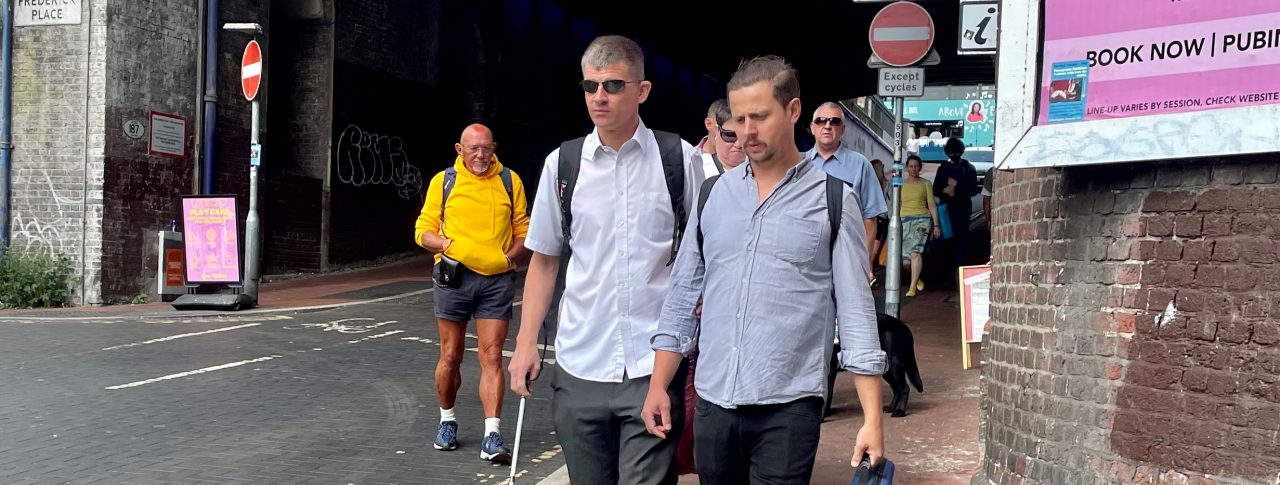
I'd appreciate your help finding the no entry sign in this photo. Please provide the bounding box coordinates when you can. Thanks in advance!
[241,40,262,101]
[869,1,936,67]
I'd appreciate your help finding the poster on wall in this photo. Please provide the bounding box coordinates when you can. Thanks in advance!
[180,196,242,285]
[959,265,991,369]
[1038,1,1280,124]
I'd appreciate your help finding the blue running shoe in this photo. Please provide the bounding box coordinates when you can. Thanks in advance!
[434,421,458,451]
[480,432,511,464]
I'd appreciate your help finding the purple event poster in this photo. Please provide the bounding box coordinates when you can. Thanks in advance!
[1039,0,1280,124]
[181,196,242,285]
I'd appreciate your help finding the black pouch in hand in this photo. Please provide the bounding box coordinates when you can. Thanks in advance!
[433,254,463,289]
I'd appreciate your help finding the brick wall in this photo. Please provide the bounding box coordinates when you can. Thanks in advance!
[328,0,441,266]
[978,156,1280,484]
[263,15,333,274]
[100,0,199,302]
[8,0,108,304]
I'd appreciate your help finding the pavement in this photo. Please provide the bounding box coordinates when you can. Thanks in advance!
[0,254,983,485]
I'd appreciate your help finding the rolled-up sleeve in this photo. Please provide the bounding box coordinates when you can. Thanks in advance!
[652,181,708,356]
[832,185,887,375]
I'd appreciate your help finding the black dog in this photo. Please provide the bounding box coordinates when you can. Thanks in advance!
[825,312,924,418]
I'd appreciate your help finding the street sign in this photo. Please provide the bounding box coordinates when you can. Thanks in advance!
[241,40,263,101]
[15,1,82,27]
[959,0,999,55]
[878,67,925,97]
[868,1,936,67]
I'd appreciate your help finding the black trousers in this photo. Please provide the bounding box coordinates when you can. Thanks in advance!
[693,396,824,485]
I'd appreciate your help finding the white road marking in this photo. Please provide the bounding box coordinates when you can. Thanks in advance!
[105,355,283,390]
[400,337,434,344]
[100,323,262,351]
[106,323,407,390]
[346,330,405,344]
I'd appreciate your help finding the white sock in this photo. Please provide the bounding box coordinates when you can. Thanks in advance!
[440,408,456,423]
[485,417,501,436]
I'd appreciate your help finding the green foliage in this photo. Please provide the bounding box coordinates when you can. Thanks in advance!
[0,246,74,309]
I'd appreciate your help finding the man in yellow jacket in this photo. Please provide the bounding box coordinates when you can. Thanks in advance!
[414,123,530,464]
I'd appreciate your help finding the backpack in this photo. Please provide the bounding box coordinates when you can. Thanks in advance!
[440,166,514,227]
[555,130,688,265]
[696,172,847,257]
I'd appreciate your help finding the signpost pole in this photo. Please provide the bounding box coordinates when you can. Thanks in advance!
[885,96,905,318]
[244,98,261,302]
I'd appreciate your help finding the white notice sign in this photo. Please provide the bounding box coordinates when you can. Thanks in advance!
[15,0,82,27]
[877,67,925,97]
[958,0,999,55]
[149,111,187,159]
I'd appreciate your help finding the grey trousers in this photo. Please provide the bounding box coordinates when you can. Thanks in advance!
[551,365,687,485]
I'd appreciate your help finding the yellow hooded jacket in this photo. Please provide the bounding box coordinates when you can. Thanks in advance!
[414,155,529,276]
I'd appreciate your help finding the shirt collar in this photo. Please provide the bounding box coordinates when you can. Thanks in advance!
[807,142,847,163]
[582,118,651,161]
[742,152,814,182]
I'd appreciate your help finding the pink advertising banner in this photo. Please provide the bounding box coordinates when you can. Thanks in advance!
[181,196,242,285]
[1039,0,1280,124]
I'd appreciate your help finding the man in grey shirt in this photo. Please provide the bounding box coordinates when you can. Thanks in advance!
[641,55,887,485]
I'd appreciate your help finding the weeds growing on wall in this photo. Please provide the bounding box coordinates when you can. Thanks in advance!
[0,246,73,309]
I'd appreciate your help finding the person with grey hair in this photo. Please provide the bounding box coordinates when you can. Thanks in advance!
[644,55,887,485]
[509,34,704,485]
[807,101,888,280]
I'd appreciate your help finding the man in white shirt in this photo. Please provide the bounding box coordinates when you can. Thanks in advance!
[508,34,704,485]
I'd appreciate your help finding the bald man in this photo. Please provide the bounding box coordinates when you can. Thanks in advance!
[415,123,530,463]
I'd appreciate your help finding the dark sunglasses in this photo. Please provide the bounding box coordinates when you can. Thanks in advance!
[580,79,637,94]
[813,116,844,127]
[718,127,737,143]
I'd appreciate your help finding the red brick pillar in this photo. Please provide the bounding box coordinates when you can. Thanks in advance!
[977,158,1280,484]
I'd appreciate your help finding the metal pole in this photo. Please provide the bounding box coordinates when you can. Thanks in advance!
[0,0,12,255]
[885,96,905,318]
[201,0,219,194]
[244,99,261,302]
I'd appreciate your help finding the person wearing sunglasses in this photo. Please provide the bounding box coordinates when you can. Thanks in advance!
[711,100,746,171]
[510,34,704,485]
[645,55,886,485]
[805,102,889,280]
[696,99,726,175]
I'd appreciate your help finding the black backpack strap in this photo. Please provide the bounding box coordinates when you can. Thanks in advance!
[440,167,457,234]
[696,174,721,258]
[557,138,585,256]
[826,174,844,250]
[652,130,687,266]
[710,153,725,174]
[500,167,514,207]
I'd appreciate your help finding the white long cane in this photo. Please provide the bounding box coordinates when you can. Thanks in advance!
[508,396,527,484]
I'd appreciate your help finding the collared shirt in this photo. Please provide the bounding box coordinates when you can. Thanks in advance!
[526,119,705,382]
[695,136,722,176]
[807,144,889,220]
[652,159,886,408]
